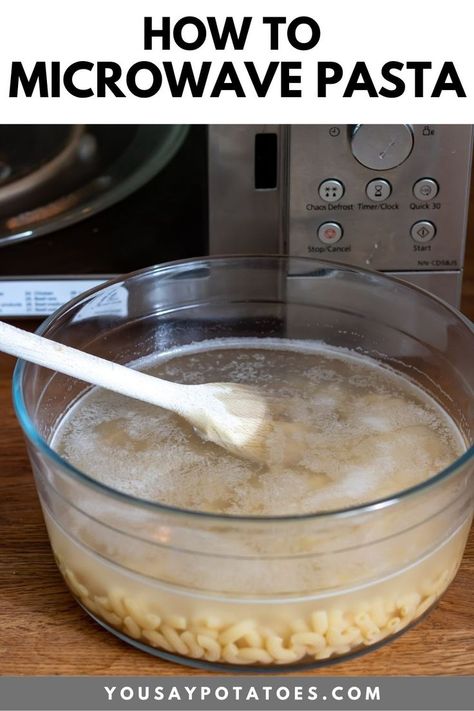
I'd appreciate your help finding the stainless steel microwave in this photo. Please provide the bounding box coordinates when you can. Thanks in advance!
[0,124,472,317]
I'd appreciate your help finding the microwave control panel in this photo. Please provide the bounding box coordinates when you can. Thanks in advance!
[286,125,473,273]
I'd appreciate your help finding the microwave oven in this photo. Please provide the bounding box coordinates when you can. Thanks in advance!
[0,123,472,317]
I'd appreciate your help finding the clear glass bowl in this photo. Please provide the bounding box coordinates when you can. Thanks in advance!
[13,256,474,671]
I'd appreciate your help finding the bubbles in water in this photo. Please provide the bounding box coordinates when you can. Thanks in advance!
[52,338,465,516]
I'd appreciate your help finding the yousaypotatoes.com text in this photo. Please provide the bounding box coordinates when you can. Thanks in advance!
[104,684,381,703]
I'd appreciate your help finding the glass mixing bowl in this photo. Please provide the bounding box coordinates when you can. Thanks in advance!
[13,256,474,671]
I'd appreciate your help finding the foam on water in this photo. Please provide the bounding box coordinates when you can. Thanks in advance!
[52,338,466,516]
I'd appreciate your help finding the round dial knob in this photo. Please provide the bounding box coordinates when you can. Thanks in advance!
[351,124,414,170]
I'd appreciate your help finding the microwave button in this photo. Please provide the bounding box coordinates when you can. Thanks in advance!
[351,124,414,170]
[366,178,392,202]
[410,220,436,243]
[413,178,439,201]
[318,222,343,244]
[318,179,345,203]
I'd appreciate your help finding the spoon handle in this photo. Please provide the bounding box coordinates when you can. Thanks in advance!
[0,320,187,413]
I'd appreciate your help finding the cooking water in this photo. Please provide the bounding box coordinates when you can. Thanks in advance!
[54,339,464,516]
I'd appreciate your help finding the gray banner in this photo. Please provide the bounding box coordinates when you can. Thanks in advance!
[0,677,473,711]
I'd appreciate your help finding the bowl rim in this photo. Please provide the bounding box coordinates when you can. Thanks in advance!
[12,254,474,523]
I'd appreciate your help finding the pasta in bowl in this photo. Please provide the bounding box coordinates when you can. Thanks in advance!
[14,256,474,670]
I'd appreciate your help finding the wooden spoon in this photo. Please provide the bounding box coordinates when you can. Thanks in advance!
[0,320,272,463]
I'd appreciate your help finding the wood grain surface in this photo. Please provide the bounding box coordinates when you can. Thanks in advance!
[0,231,473,677]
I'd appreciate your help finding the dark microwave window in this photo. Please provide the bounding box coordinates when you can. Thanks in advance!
[254,133,278,190]
[0,126,208,276]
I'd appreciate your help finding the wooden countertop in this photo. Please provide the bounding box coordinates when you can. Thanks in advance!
[1,246,473,676]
